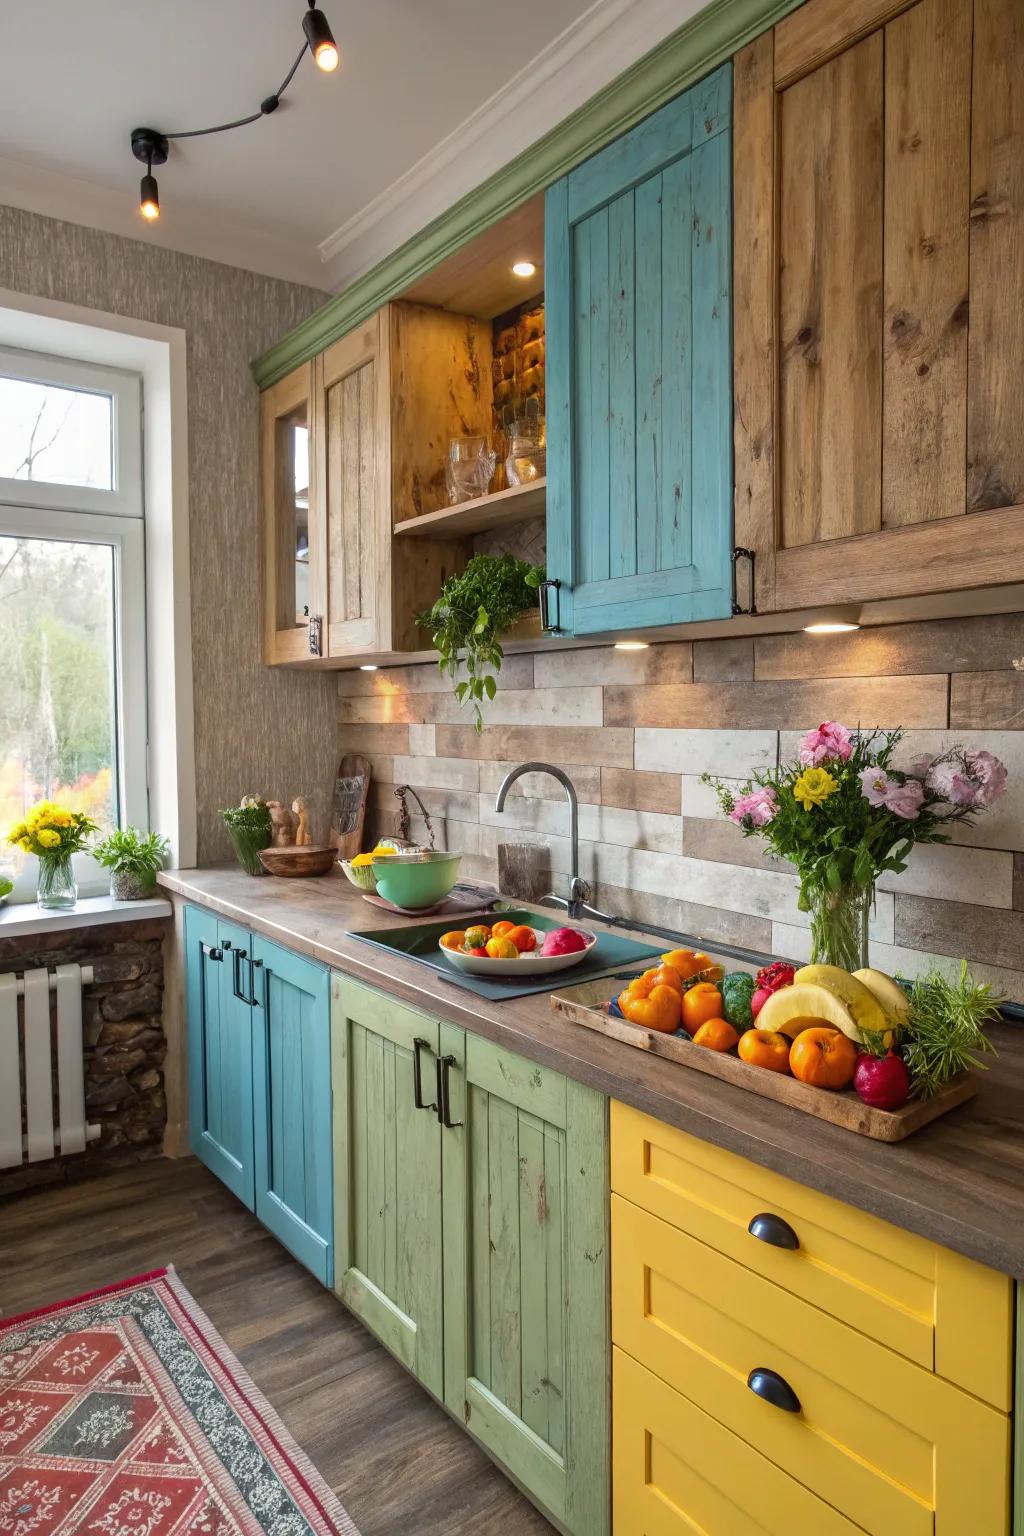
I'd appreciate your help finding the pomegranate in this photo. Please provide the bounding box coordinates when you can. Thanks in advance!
[751,961,795,1018]
[854,1050,911,1111]
[541,926,589,957]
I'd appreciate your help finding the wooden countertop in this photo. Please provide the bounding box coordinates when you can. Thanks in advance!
[159,866,1024,1279]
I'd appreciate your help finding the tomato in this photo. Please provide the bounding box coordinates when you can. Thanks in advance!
[681,982,723,1036]
[737,1029,791,1074]
[789,1027,857,1090]
[466,946,488,958]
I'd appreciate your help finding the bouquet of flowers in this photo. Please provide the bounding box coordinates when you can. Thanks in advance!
[704,723,1007,968]
[7,800,100,910]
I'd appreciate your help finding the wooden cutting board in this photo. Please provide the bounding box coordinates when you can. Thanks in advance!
[551,976,977,1143]
[330,753,371,859]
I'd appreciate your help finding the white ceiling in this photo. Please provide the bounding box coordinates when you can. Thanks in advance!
[0,0,701,293]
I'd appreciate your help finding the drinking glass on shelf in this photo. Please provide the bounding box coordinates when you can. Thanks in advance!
[446,435,496,505]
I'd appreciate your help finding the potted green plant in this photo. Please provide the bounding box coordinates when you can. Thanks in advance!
[94,827,170,900]
[220,796,273,876]
[417,554,543,730]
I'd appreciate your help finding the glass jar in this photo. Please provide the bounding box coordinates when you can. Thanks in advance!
[505,411,546,486]
[446,435,496,504]
[37,851,77,911]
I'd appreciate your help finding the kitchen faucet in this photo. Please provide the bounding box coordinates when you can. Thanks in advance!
[494,761,618,924]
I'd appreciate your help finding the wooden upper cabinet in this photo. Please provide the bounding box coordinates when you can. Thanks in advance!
[734,0,1024,612]
[262,302,488,665]
[545,66,735,636]
[261,361,325,665]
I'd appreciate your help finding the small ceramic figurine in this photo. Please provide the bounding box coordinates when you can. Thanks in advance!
[267,800,296,847]
[292,796,311,847]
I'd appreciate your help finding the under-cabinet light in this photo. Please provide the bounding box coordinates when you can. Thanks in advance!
[614,641,649,651]
[359,664,378,672]
[511,260,537,279]
[804,621,860,634]
[803,604,861,634]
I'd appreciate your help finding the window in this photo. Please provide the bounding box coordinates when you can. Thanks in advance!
[0,347,146,902]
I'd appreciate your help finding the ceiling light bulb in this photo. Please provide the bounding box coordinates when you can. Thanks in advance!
[139,173,160,221]
[303,6,340,70]
[614,640,649,651]
[511,260,537,279]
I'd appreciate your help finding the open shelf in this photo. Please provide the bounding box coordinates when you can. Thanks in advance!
[393,477,546,538]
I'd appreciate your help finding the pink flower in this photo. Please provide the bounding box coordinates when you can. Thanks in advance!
[884,778,925,820]
[964,749,1008,807]
[926,760,976,807]
[799,721,853,766]
[860,767,893,807]
[729,787,778,828]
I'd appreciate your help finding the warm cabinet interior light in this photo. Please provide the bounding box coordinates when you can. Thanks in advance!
[303,5,340,69]
[511,260,537,278]
[804,621,860,634]
[614,640,649,650]
[139,174,160,220]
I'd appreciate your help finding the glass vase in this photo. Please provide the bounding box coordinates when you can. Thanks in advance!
[226,825,271,877]
[37,851,77,910]
[807,882,872,971]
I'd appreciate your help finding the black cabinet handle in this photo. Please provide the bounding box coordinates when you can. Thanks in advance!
[538,578,561,633]
[231,946,251,1003]
[251,958,268,1012]
[437,1054,462,1129]
[247,955,262,1007]
[201,942,223,962]
[748,1212,800,1251]
[747,1367,801,1414]
[412,1037,438,1114]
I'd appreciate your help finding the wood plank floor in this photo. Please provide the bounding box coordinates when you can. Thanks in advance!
[0,1156,554,1536]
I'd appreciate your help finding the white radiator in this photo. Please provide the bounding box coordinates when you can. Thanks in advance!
[0,964,101,1168]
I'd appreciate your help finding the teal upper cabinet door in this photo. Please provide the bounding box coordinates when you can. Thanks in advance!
[184,905,255,1210]
[250,935,333,1285]
[545,65,733,635]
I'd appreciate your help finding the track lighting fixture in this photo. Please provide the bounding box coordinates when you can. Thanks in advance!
[130,4,338,221]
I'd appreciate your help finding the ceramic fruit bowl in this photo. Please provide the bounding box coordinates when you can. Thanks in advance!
[371,850,461,910]
[257,845,336,878]
[440,926,597,977]
[339,840,405,891]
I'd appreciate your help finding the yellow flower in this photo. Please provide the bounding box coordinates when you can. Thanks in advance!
[7,822,26,845]
[48,808,72,828]
[17,837,32,853]
[36,828,61,849]
[793,766,839,811]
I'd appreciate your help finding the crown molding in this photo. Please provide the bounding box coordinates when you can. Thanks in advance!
[255,0,803,386]
[317,0,703,292]
[0,151,330,291]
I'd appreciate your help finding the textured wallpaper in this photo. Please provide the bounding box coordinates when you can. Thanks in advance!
[0,203,338,862]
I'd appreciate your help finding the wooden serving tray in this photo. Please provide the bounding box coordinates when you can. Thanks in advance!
[551,977,977,1142]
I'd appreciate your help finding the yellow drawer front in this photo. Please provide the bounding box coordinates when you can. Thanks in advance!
[610,1100,1012,1409]
[613,1348,863,1536]
[612,1195,1011,1536]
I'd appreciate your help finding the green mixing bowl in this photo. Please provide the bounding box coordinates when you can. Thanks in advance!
[370,850,461,909]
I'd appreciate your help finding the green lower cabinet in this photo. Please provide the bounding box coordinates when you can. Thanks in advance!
[331,978,445,1398]
[331,977,609,1536]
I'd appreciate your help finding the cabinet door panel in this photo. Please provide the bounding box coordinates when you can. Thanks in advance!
[184,906,254,1209]
[441,1027,609,1535]
[251,937,332,1284]
[546,66,733,636]
[260,362,323,664]
[332,978,444,1397]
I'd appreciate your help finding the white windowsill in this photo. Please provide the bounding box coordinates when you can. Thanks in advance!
[0,894,172,939]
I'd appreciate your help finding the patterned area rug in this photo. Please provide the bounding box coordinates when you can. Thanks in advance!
[0,1266,358,1535]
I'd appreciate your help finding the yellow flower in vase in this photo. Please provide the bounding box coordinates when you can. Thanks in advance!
[36,828,62,849]
[793,766,839,811]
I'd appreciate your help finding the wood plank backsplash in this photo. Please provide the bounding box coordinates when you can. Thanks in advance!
[339,614,1024,1002]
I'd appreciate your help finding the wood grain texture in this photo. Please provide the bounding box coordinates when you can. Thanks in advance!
[731,32,777,613]
[604,675,948,729]
[894,893,1024,969]
[693,637,755,682]
[950,672,1024,730]
[162,870,1024,1276]
[967,0,1024,512]
[0,1157,554,1536]
[882,0,970,529]
[322,317,385,654]
[774,0,918,85]
[599,768,682,816]
[778,36,884,549]
[756,614,1024,679]
[262,362,322,664]
[434,725,634,769]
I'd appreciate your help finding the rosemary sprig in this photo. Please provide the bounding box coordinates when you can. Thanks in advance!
[902,962,1001,1098]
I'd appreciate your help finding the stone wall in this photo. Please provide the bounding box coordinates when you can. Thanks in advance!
[0,918,168,1198]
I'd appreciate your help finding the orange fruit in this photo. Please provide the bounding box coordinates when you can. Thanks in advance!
[620,985,682,1033]
[439,930,466,951]
[681,982,723,1036]
[625,974,655,999]
[490,920,516,938]
[464,924,491,949]
[789,1027,857,1090]
[660,948,699,979]
[485,935,519,960]
[737,1029,791,1073]
[645,963,683,993]
[507,924,537,953]
[692,1017,739,1052]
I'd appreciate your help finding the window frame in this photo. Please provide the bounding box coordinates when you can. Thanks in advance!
[0,346,143,518]
[0,347,148,904]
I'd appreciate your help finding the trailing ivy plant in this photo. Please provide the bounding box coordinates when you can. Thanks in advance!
[417,554,543,730]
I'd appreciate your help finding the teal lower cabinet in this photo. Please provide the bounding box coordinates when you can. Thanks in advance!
[184,905,255,1210]
[331,977,610,1536]
[183,905,333,1286]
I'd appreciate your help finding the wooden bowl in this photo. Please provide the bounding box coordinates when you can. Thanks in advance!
[257,845,337,878]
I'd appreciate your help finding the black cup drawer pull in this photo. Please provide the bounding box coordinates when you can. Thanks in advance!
[748,1212,800,1251]
[747,1367,801,1415]
[412,1037,438,1114]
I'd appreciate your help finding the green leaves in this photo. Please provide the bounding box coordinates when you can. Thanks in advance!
[903,962,1001,1098]
[417,554,544,731]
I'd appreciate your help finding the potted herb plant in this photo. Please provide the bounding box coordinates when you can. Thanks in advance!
[417,553,543,730]
[221,795,273,876]
[6,801,98,910]
[94,827,170,900]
